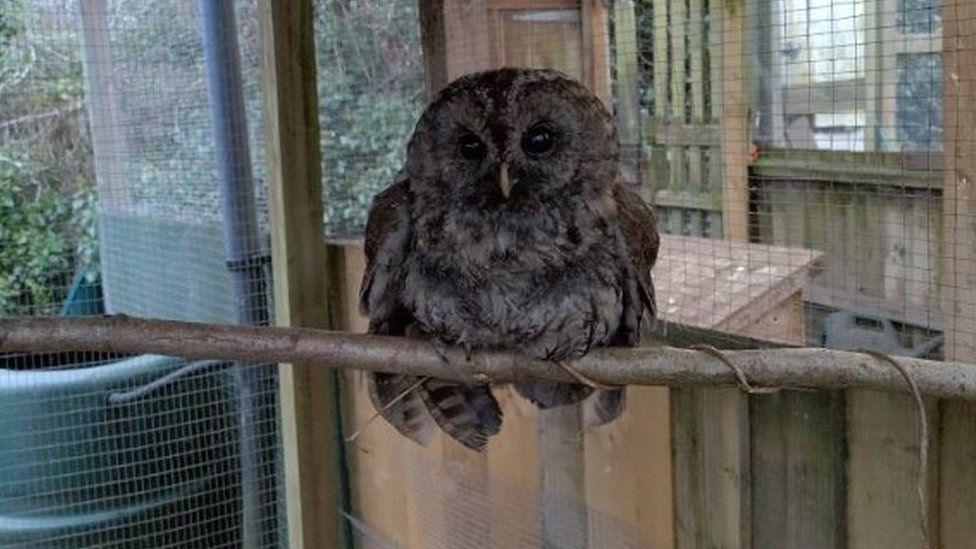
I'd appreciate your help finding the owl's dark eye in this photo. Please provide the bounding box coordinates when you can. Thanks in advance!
[457,133,486,161]
[521,124,555,156]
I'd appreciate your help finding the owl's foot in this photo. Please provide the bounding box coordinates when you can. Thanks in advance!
[555,360,617,391]
[429,338,483,384]
[428,338,453,365]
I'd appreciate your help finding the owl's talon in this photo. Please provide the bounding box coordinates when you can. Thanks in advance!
[430,339,451,364]
[555,360,618,391]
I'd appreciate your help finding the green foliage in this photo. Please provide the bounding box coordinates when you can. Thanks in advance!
[315,0,426,235]
[0,149,96,315]
[0,0,98,315]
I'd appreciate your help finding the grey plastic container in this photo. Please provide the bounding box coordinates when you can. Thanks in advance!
[0,355,242,547]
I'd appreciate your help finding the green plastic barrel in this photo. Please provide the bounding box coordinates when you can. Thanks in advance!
[0,355,242,547]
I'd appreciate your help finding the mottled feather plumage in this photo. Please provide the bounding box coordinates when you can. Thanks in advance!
[360,68,659,450]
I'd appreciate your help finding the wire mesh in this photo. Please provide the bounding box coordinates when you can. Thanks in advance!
[1,0,974,547]
[1,1,280,547]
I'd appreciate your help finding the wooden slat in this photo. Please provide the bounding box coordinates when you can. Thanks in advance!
[939,400,976,549]
[539,405,588,547]
[720,0,749,241]
[687,0,705,194]
[671,0,777,538]
[782,79,867,116]
[668,0,687,197]
[584,386,674,548]
[258,1,342,547]
[419,0,449,97]
[652,0,669,119]
[863,0,881,151]
[443,0,490,79]
[613,0,642,186]
[486,388,544,547]
[708,0,724,205]
[847,391,939,549]
[672,387,751,549]
[750,390,846,548]
[940,0,976,543]
[645,119,722,147]
[582,0,612,105]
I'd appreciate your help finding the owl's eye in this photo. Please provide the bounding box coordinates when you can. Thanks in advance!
[457,133,486,161]
[521,124,555,156]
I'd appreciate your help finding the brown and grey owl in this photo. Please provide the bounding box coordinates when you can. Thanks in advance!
[360,67,659,451]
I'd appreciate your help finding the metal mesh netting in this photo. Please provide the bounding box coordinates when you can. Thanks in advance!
[1,1,280,546]
[1,0,974,547]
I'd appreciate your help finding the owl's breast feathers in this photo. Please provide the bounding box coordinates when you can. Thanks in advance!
[360,175,659,352]
[359,174,658,450]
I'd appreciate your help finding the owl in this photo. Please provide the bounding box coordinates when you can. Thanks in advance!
[360,68,659,451]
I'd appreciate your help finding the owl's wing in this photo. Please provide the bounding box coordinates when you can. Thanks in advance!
[615,184,660,320]
[581,185,659,427]
[360,171,412,331]
[360,173,503,451]
[360,174,437,446]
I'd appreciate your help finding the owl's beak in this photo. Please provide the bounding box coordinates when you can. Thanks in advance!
[498,163,513,199]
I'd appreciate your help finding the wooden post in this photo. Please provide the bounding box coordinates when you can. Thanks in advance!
[78,0,131,210]
[671,2,752,547]
[419,0,449,98]
[259,1,343,548]
[720,0,749,241]
[940,0,976,543]
[613,0,642,188]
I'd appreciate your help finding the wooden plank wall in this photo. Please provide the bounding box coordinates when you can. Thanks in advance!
[755,181,942,332]
[332,0,976,547]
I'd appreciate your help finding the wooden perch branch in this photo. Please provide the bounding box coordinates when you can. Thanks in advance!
[2,316,975,400]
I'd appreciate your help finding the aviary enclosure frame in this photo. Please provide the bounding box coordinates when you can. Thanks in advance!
[0,0,973,548]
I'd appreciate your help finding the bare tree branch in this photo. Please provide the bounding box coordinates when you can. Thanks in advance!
[1,315,975,400]
[0,102,83,131]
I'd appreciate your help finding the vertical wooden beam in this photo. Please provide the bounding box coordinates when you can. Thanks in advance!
[539,405,588,547]
[259,1,343,548]
[668,0,687,198]
[940,0,976,544]
[863,0,881,152]
[847,392,940,549]
[78,0,129,206]
[672,3,752,547]
[419,0,449,97]
[687,0,704,202]
[582,0,612,105]
[720,0,749,241]
[941,0,976,362]
[672,387,751,548]
[750,390,846,548]
[613,0,642,187]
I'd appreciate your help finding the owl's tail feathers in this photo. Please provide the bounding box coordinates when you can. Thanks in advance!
[583,388,627,427]
[367,373,437,446]
[514,381,626,426]
[419,379,503,452]
[513,379,593,409]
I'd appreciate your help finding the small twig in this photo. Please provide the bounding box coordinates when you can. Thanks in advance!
[690,344,779,394]
[346,376,429,443]
[556,360,618,391]
[0,102,83,132]
[860,349,930,549]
